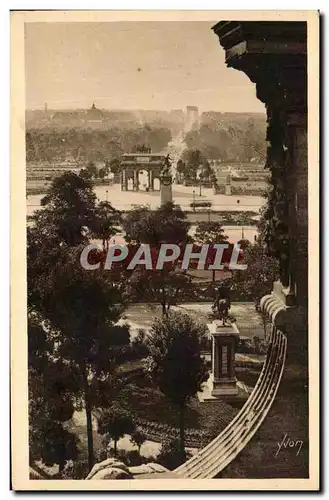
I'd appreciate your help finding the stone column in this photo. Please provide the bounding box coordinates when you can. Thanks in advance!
[160,175,173,205]
[212,21,308,335]
[286,113,308,307]
[133,169,139,191]
[121,168,127,191]
[148,169,154,191]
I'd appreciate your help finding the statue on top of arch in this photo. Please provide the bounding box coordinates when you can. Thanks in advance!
[133,144,152,154]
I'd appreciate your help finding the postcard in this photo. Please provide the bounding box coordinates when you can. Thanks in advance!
[11,9,319,490]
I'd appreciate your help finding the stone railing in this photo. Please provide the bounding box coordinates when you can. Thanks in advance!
[174,326,287,478]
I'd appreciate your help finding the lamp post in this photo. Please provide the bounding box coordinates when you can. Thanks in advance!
[106,189,108,202]
[192,189,196,212]
[197,170,202,196]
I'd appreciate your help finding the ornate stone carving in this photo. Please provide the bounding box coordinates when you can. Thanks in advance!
[212,21,307,308]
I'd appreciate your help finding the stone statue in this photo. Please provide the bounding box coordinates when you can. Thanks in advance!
[212,283,231,326]
[161,154,172,176]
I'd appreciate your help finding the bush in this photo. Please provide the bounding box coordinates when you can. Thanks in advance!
[131,329,149,359]
[156,438,187,470]
[117,449,144,467]
[61,459,89,479]
[237,336,268,355]
[199,331,211,352]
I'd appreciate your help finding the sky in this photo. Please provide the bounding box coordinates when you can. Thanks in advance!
[25,22,265,113]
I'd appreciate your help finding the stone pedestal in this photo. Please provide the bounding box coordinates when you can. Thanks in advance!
[209,321,239,398]
[225,184,231,196]
[160,175,173,205]
[198,320,249,406]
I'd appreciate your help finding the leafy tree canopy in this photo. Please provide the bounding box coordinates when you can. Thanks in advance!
[194,221,228,245]
[122,202,190,246]
[232,242,279,305]
[146,312,208,406]
[97,404,136,455]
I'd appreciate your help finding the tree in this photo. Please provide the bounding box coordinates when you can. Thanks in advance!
[26,126,172,165]
[38,172,97,246]
[130,429,147,455]
[28,314,80,473]
[176,159,185,174]
[182,149,204,181]
[122,202,190,246]
[210,172,218,188]
[28,173,127,471]
[241,118,267,161]
[29,246,125,471]
[108,158,121,175]
[98,167,106,179]
[194,221,228,281]
[200,159,213,181]
[97,404,135,456]
[86,161,98,179]
[125,266,192,316]
[131,329,149,358]
[182,115,267,162]
[93,200,121,250]
[176,159,187,183]
[232,242,279,306]
[79,168,93,180]
[237,239,251,251]
[157,438,187,470]
[146,313,208,458]
[194,221,228,245]
[122,203,192,314]
[29,421,79,474]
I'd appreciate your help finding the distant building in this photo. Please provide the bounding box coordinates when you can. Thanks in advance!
[50,102,105,128]
[86,102,104,124]
[185,106,199,131]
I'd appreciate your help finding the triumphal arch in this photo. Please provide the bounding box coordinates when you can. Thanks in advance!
[120,147,169,192]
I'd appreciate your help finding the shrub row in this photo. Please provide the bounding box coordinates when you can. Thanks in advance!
[134,418,205,448]
[231,186,266,196]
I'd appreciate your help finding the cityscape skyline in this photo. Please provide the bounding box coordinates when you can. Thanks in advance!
[26,103,266,114]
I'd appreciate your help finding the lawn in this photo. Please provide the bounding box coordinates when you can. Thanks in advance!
[66,356,266,465]
[120,302,268,340]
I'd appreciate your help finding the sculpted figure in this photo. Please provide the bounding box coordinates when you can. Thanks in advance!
[212,284,231,326]
[161,154,172,176]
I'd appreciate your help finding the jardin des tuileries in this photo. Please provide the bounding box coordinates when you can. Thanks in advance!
[18,14,317,487]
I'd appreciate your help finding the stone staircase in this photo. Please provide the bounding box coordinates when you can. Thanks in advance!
[174,326,287,478]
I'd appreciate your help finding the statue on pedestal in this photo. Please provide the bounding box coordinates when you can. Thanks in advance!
[161,154,172,177]
[212,283,231,326]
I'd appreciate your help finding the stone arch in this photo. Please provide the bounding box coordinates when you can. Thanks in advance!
[138,170,149,191]
[127,177,133,191]
[153,177,160,191]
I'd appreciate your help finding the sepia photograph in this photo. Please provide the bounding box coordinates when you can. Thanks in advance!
[10,10,319,490]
